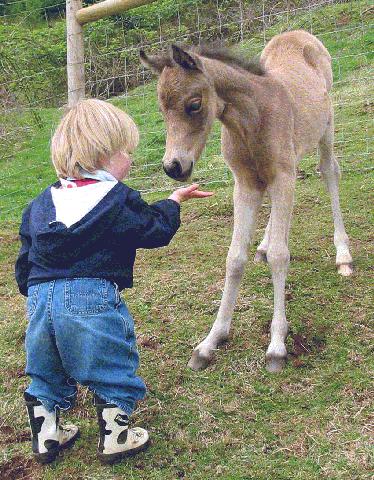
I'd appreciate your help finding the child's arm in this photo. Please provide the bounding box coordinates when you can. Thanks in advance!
[123,184,213,249]
[15,204,32,296]
[124,190,181,249]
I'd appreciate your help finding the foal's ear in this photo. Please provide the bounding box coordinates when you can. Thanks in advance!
[139,50,173,75]
[171,45,202,71]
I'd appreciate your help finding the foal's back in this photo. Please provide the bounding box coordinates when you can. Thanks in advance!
[261,30,333,158]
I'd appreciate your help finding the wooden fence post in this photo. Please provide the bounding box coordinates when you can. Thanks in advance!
[76,0,157,25]
[66,0,85,107]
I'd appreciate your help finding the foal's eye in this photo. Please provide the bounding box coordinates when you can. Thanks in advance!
[187,99,202,114]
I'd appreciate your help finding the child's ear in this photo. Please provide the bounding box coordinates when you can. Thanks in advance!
[139,50,174,75]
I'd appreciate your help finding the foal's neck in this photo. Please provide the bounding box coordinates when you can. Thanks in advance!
[200,56,265,138]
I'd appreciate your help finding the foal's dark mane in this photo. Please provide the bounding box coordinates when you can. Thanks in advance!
[193,45,265,76]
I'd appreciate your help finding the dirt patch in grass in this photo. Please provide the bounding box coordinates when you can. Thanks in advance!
[7,367,26,379]
[0,425,29,446]
[362,100,373,115]
[0,454,38,480]
[138,334,162,350]
[2,328,26,347]
[0,233,19,245]
[289,332,326,367]
[336,12,351,26]
[182,210,204,223]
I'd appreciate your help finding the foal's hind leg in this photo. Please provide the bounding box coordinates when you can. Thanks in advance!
[188,182,263,371]
[265,172,295,373]
[255,203,293,264]
[254,213,271,263]
[319,121,353,276]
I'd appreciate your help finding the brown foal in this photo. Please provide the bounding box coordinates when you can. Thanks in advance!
[140,30,353,372]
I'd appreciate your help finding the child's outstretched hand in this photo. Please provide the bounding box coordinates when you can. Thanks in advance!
[169,184,214,204]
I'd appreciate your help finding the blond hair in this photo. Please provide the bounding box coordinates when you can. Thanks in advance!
[51,98,139,179]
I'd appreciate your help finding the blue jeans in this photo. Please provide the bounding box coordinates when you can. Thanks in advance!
[25,278,146,415]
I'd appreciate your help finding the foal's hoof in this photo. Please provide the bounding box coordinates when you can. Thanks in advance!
[187,349,212,371]
[266,344,287,373]
[266,355,286,373]
[337,263,353,277]
[254,250,267,263]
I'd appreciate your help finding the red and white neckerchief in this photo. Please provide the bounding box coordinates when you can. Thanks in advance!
[60,178,100,189]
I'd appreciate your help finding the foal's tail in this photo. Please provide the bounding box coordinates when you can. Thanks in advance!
[303,42,332,92]
[302,36,333,91]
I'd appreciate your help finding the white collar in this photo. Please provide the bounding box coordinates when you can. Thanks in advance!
[66,168,117,182]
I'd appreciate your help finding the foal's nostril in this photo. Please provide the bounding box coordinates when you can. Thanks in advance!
[164,159,182,179]
[171,159,182,178]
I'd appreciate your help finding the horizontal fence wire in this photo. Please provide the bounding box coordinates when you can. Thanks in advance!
[0,0,373,219]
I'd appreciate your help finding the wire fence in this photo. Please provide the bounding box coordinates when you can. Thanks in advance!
[0,0,373,219]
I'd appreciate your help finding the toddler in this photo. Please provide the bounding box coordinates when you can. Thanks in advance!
[15,98,213,465]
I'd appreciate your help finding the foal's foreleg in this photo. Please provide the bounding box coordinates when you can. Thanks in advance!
[188,184,263,371]
[265,173,295,373]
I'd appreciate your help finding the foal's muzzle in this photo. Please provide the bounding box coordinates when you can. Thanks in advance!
[163,159,194,182]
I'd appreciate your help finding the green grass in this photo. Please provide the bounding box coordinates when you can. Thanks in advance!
[0,165,372,480]
[0,1,373,479]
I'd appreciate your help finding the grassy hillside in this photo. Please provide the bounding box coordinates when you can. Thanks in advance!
[0,1,373,479]
[1,0,372,219]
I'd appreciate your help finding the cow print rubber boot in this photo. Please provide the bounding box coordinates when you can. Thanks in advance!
[24,392,80,464]
[94,394,149,465]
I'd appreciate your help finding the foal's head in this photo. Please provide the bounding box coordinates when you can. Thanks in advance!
[140,46,219,181]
